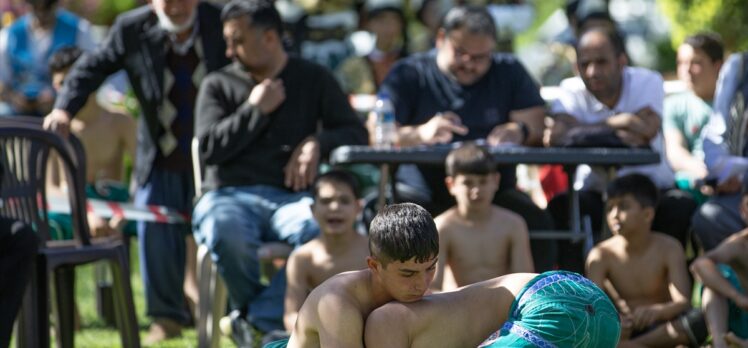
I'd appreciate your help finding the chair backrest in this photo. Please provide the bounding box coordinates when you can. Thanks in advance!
[0,120,92,246]
[192,136,203,198]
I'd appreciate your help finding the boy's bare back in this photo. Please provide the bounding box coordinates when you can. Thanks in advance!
[435,206,533,289]
[288,270,375,348]
[587,233,688,310]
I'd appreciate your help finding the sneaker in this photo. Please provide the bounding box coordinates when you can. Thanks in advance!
[222,310,255,348]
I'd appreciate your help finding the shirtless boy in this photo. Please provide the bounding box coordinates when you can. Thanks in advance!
[265,202,439,348]
[283,170,370,331]
[433,143,533,291]
[47,46,136,238]
[691,174,748,348]
[586,173,694,347]
[365,271,620,348]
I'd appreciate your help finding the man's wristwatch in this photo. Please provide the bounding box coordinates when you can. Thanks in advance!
[516,121,530,144]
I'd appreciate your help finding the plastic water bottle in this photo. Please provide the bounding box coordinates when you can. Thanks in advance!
[373,93,397,149]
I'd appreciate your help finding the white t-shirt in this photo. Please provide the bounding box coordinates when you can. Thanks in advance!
[551,66,674,191]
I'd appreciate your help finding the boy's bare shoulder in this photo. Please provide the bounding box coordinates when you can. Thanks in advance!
[293,238,324,256]
[489,206,526,228]
[651,232,685,254]
[589,236,622,257]
[435,208,461,233]
[307,270,369,306]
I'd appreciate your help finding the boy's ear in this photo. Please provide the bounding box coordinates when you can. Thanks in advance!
[644,206,656,223]
[740,196,748,223]
[367,256,381,275]
[492,172,501,185]
[356,198,365,214]
[445,176,454,191]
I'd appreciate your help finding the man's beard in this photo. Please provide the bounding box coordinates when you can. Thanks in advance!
[154,6,196,34]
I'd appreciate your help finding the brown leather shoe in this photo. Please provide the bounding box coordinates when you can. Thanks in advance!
[144,317,182,345]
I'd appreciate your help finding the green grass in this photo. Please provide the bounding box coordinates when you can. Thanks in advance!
[13,244,235,347]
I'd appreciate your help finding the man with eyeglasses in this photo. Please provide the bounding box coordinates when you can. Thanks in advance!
[379,5,555,271]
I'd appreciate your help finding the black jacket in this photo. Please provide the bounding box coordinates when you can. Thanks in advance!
[55,2,230,185]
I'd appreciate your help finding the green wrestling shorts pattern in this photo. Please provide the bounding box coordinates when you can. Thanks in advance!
[48,182,136,240]
[479,271,620,348]
[701,265,748,338]
[263,337,289,348]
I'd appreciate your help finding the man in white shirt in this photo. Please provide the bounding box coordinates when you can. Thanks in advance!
[545,27,695,272]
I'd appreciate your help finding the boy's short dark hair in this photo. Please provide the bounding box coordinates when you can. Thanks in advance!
[313,169,361,200]
[221,0,283,36]
[684,32,724,63]
[445,142,496,177]
[368,203,438,266]
[606,173,659,208]
[48,46,82,74]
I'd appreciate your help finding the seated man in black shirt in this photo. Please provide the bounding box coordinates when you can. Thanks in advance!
[380,5,555,271]
[191,0,367,343]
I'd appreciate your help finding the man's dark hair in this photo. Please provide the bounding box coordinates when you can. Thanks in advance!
[578,27,626,58]
[221,0,283,36]
[606,173,659,209]
[368,203,438,266]
[313,169,361,200]
[684,32,724,63]
[577,11,614,32]
[440,5,497,41]
[27,0,57,11]
[48,46,82,74]
[445,142,496,177]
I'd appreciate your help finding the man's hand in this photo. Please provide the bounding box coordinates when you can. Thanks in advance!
[44,109,73,137]
[87,213,119,239]
[487,122,523,146]
[249,78,285,115]
[605,107,660,146]
[284,136,320,191]
[615,129,649,147]
[417,112,468,145]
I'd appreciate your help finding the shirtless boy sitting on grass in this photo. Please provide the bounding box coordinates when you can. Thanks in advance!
[365,271,620,347]
[433,143,533,291]
[691,174,748,348]
[586,173,695,347]
[283,170,370,331]
[265,202,439,348]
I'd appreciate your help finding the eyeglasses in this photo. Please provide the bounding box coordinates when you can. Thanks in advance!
[448,38,493,64]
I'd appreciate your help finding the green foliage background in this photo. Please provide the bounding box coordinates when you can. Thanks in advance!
[659,0,748,53]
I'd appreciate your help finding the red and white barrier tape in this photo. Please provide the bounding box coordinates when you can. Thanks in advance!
[2,195,189,224]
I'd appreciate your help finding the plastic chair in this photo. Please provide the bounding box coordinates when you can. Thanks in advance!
[0,121,140,348]
[192,137,291,348]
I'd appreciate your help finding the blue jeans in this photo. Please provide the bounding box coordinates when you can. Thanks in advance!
[192,185,319,332]
[692,193,746,251]
[135,168,194,324]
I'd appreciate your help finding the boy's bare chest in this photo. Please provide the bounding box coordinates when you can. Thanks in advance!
[608,255,668,301]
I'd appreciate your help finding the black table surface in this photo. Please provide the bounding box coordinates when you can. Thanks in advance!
[330,144,660,166]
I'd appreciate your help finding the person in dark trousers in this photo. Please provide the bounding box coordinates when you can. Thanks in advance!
[192,0,367,345]
[42,0,230,343]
